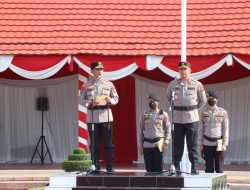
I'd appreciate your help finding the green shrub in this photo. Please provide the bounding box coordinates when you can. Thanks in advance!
[68,154,91,161]
[62,147,91,172]
[73,147,85,154]
[62,160,92,172]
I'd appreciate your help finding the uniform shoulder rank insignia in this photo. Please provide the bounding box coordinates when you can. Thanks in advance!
[224,111,229,119]
[102,80,110,85]
[203,113,209,117]
[87,81,94,86]
[87,85,94,91]
[144,112,150,118]
[218,107,225,112]
[203,111,209,117]
[217,109,224,117]
[190,78,197,83]
[204,107,210,111]
[159,109,164,114]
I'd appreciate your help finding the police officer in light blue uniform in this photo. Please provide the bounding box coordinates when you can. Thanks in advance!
[198,91,229,173]
[139,93,171,173]
[166,61,207,174]
[79,61,119,174]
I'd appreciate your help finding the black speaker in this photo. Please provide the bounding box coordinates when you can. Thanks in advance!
[37,97,48,111]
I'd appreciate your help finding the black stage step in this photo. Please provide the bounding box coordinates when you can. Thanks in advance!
[73,187,181,190]
[75,172,184,189]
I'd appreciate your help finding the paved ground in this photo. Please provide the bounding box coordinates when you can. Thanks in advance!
[0,163,249,189]
[230,184,250,190]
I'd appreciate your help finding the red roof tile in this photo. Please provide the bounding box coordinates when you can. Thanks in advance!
[0,0,249,56]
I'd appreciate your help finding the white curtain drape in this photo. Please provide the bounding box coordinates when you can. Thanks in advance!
[0,75,78,163]
[0,74,249,164]
[135,76,250,164]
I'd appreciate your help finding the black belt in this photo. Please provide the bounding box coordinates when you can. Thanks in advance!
[204,135,222,142]
[89,105,108,110]
[173,105,198,111]
[144,137,162,143]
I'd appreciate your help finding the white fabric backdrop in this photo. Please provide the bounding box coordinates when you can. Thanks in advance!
[0,74,249,164]
[135,76,250,164]
[0,75,78,163]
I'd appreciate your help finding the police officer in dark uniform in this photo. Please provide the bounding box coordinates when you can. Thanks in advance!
[79,61,119,174]
[198,91,229,173]
[167,61,207,174]
[139,93,171,173]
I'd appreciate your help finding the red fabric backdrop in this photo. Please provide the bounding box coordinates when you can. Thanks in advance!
[99,75,138,164]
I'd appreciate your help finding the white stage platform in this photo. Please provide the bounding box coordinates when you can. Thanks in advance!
[45,171,229,190]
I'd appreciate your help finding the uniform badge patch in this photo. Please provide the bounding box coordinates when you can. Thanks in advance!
[156,123,161,128]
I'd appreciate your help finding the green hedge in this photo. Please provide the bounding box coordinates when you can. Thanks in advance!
[62,160,92,172]
[68,154,91,161]
[73,148,85,154]
[62,147,92,172]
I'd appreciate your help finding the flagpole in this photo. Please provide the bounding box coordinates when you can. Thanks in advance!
[181,0,187,62]
[180,0,191,173]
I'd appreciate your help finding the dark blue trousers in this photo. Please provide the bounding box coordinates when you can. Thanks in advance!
[143,147,163,172]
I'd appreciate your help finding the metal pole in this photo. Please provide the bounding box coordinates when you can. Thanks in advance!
[181,0,191,173]
[41,110,44,164]
[181,0,187,62]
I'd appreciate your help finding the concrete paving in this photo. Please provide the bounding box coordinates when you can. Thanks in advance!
[0,163,249,189]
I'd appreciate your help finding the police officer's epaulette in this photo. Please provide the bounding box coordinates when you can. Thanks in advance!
[159,109,164,114]
[143,111,150,119]
[188,80,196,86]
[218,107,227,115]
[202,112,209,117]
[190,78,198,83]
[201,106,208,112]
[102,79,110,84]
[218,107,224,111]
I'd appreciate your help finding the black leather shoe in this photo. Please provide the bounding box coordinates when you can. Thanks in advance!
[174,164,181,174]
[92,169,101,174]
[191,167,199,175]
[106,169,115,175]
[86,169,100,175]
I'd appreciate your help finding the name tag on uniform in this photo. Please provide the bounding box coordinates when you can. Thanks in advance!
[144,119,150,124]
[102,86,110,96]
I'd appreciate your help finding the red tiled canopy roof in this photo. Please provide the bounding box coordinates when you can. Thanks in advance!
[0,0,249,56]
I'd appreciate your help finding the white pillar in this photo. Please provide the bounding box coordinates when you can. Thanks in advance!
[180,0,191,173]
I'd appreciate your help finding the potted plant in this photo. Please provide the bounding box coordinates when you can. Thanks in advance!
[62,147,91,172]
